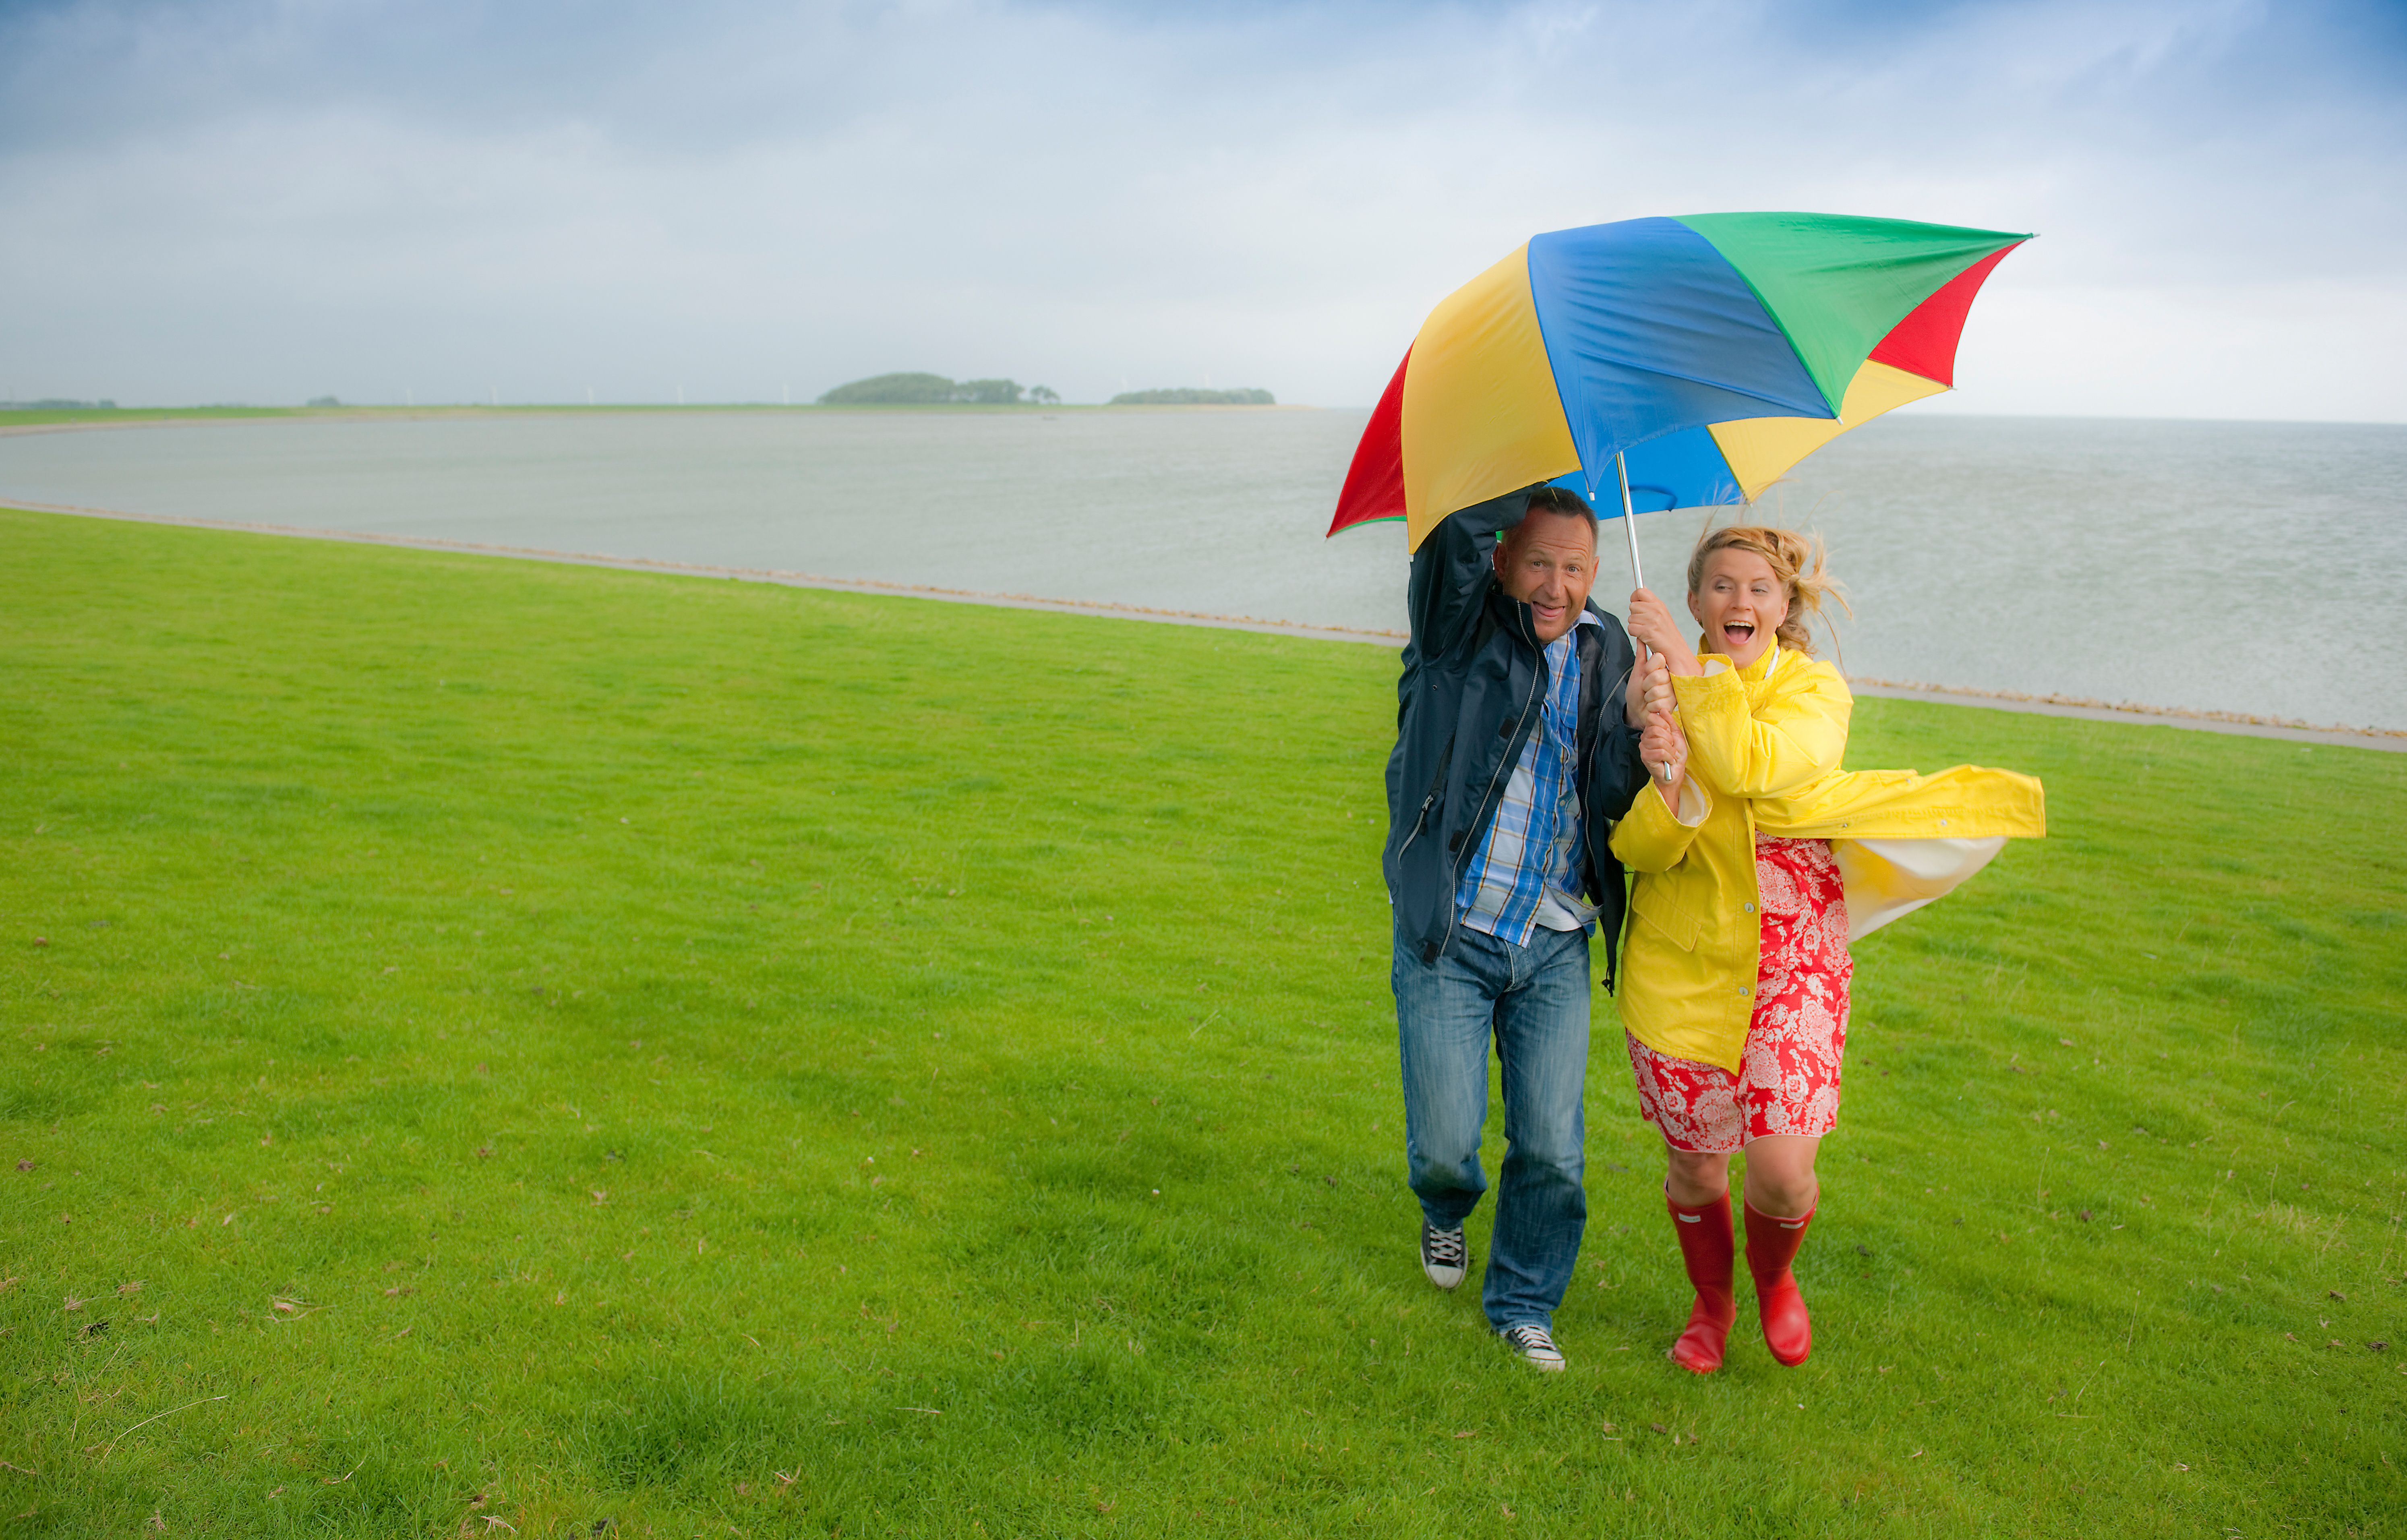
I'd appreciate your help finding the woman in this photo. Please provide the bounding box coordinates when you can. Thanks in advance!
[1614,526,2045,1372]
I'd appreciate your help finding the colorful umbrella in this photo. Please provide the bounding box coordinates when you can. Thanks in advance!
[1326,212,2029,573]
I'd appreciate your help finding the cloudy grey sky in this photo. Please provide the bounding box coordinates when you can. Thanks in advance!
[4,0,2403,417]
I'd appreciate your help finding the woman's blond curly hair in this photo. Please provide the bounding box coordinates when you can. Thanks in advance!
[1685,524,1848,657]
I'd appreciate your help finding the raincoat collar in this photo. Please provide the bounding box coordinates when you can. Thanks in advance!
[1696,638,1787,686]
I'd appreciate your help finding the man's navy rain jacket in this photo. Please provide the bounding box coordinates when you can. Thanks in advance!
[1382,489,1649,983]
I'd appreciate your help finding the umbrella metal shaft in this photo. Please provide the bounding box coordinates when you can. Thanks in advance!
[1614,451,1645,594]
[1613,451,1675,783]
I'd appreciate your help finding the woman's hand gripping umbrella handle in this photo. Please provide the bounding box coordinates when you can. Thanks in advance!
[1639,702,1689,809]
[1625,644,1676,775]
[1624,588,1697,783]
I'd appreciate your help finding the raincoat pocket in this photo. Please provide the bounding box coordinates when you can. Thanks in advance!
[1631,888,1702,952]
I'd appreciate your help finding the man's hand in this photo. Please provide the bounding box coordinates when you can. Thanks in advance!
[1623,648,1674,727]
[1627,588,1702,677]
[1640,706,1689,797]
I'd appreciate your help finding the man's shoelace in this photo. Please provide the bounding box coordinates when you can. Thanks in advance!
[1503,1324,1559,1355]
[1424,1228,1467,1267]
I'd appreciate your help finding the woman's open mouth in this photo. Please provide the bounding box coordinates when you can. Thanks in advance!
[1722,620,1756,646]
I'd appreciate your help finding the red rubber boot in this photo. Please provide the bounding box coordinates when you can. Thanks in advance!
[1665,1192,1736,1374]
[1743,1201,1816,1366]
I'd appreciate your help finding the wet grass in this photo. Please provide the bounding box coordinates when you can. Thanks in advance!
[1,505,2401,1537]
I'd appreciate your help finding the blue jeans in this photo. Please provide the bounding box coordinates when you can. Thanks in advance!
[1393,917,1590,1331]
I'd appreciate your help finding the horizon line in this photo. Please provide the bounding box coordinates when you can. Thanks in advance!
[7,402,2407,430]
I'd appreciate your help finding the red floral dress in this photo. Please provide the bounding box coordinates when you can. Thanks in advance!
[1625,833,1852,1153]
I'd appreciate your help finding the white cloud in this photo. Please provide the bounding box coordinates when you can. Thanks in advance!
[0,0,2400,416]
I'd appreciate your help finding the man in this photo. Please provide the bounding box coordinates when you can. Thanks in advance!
[1384,484,1662,1371]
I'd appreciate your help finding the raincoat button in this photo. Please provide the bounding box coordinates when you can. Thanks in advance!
[1738,985,1751,996]
[1743,902,1756,913]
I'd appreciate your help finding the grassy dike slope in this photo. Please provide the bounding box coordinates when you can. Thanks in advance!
[2,507,2401,1538]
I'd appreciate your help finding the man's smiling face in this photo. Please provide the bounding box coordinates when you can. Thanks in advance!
[1493,507,1598,644]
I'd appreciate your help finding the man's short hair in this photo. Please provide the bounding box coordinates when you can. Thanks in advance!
[1525,486,1594,519]
[1503,485,1598,550]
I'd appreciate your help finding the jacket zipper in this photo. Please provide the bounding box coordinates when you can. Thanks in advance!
[1586,625,1624,878]
[1583,629,1628,988]
[1396,733,1455,858]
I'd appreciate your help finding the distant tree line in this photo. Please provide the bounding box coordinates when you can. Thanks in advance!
[1107,387,1275,406]
[818,373,1060,406]
[2,398,116,410]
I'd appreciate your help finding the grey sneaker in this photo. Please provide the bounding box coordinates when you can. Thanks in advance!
[1500,1322,1565,1371]
[1420,1222,1467,1291]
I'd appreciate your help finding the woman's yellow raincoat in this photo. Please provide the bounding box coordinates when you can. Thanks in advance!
[1609,642,2046,1073]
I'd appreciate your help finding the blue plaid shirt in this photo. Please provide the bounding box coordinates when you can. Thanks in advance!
[1454,613,1602,945]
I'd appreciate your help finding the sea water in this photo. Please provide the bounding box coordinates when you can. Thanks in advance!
[3,410,2401,731]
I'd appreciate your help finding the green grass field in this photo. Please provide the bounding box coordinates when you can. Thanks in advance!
[3,507,2401,1538]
